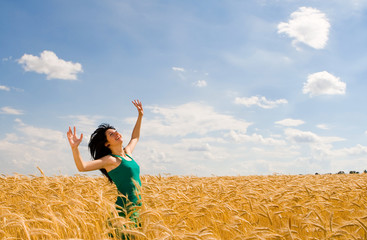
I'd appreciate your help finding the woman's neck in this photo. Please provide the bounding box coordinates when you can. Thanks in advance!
[110,146,125,157]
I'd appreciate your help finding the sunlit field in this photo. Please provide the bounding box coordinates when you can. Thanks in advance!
[2,171,367,239]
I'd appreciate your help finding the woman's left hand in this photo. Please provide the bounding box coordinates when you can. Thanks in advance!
[132,99,144,116]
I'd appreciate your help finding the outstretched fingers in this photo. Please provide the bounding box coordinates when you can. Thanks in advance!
[132,99,140,106]
[67,126,83,148]
[132,99,144,114]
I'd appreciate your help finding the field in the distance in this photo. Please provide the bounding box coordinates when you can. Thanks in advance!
[1,173,367,239]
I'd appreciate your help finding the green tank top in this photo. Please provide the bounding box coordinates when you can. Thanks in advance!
[107,154,141,209]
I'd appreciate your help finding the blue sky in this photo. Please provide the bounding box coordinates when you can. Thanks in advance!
[1,0,367,176]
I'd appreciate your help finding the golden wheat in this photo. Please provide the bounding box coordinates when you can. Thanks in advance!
[1,172,367,239]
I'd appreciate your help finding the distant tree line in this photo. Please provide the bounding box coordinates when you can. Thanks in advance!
[315,170,367,175]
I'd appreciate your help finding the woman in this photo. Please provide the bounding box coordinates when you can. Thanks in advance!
[66,99,143,224]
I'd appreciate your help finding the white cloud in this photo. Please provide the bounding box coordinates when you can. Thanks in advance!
[0,106,24,115]
[0,85,10,91]
[14,118,24,125]
[285,128,318,143]
[0,119,75,175]
[275,118,305,127]
[2,101,366,176]
[140,146,169,164]
[228,130,286,146]
[234,96,288,109]
[172,66,187,81]
[285,128,344,144]
[64,115,105,133]
[181,137,225,153]
[18,50,83,80]
[278,7,330,49]
[172,67,185,72]
[15,119,64,144]
[135,139,227,176]
[188,143,211,152]
[317,124,329,130]
[303,71,346,97]
[337,144,367,156]
[139,102,252,137]
[193,80,207,87]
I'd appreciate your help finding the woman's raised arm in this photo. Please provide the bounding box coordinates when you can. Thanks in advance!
[67,126,107,172]
[125,100,143,155]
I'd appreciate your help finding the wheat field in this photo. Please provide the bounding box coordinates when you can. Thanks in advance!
[1,170,367,240]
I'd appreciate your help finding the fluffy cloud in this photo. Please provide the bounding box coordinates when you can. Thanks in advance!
[134,138,227,176]
[18,50,83,80]
[285,128,344,144]
[228,131,286,146]
[64,115,106,134]
[337,144,367,156]
[192,80,207,87]
[275,118,305,127]
[140,102,251,137]
[278,7,330,49]
[317,124,330,130]
[14,119,64,144]
[0,119,74,175]
[2,102,365,177]
[172,67,185,72]
[188,143,211,152]
[0,106,23,115]
[303,71,346,97]
[234,96,287,109]
[0,85,10,91]
[285,128,318,143]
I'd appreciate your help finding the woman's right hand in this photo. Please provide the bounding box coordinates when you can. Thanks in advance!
[67,126,83,149]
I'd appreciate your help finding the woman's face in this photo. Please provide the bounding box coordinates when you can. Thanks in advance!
[105,128,123,147]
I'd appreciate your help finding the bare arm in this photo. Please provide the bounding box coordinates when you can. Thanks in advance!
[67,126,107,172]
[125,100,143,155]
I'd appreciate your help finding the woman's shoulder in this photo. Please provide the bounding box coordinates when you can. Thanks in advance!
[100,154,116,164]
[100,154,120,172]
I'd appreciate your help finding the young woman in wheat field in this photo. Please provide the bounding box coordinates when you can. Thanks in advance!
[67,99,143,232]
